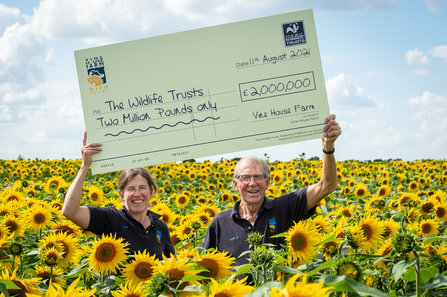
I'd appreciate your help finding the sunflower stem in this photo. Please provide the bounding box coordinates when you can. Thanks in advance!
[413,250,421,297]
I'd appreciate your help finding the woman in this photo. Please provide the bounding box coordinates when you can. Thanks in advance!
[62,132,174,259]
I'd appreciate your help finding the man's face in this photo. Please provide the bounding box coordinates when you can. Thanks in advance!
[233,159,270,207]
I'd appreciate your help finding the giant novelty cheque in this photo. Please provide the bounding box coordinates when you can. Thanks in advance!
[75,9,330,174]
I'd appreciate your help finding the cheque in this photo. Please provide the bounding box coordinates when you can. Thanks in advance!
[74,8,330,174]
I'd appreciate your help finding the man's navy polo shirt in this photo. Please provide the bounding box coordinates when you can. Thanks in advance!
[86,206,175,260]
[203,187,315,266]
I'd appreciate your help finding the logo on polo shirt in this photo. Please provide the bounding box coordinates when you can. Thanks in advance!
[156,230,161,244]
[269,217,276,233]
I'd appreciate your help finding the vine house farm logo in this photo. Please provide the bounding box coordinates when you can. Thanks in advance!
[282,20,306,47]
[85,56,108,95]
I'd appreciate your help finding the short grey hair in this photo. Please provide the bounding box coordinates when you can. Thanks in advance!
[233,155,270,178]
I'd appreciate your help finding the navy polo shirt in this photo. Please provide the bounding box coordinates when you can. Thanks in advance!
[203,187,315,266]
[86,206,175,260]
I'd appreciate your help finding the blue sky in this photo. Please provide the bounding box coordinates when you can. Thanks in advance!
[0,0,446,163]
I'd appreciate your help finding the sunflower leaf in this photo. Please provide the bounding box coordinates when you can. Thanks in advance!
[392,259,417,282]
[420,267,439,283]
[182,275,209,282]
[269,231,287,238]
[0,282,10,297]
[420,274,447,289]
[245,281,281,297]
[0,280,20,290]
[306,260,337,277]
[273,265,302,275]
[235,264,253,276]
[318,234,336,246]
[320,275,389,297]
[423,235,447,245]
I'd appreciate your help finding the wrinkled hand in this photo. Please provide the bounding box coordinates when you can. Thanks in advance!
[81,131,102,167]
[322,114,341,149]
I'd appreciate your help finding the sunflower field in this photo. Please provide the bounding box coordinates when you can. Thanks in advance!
[0,156,447,297]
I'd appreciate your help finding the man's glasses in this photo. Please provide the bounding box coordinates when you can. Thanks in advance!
[236,175,267,183]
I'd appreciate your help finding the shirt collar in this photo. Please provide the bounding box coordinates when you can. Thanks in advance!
[230,196,273,217]
[120,207,161,222]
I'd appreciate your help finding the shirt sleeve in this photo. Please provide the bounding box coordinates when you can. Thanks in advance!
[279,186,315,223]
[203,217,218,250]
[85,206,113,234]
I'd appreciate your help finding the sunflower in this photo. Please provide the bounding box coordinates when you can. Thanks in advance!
[377,185,392,197]
[270,274,332,297]
[272,171,284,184]
[285,220,322,263]
[44,176,66,193]
[111,281,147,297]
[358,216,386,252]
[30,277,96,297]
[86,185,104,206]
[196,204,220,218]
[206,277,254,297]
[420,199,437,214]
[381,219,400,238]
[30,265,66,287]
[196,249,235,281]
[2,214,23,236]
[0,267,42,297]
[345,224,368,251]
[335,256,362,281]
[194,210,212,227]
[53,233,79,269]
[23,204,52,232]
[408,181,419,192]
[354,184,370,198]
[157,207,176,225]
[375,241,393,270]
[407,208,421,224]
[333,204,356,218]
[121,250,159,285]
[320,234,338,261]
[177,224,193,241]
[176,194,190,208]
[41,246,62,267]
[399,193,419,211]
[220,192,231,202]
[1,188,26,204]
[420,219,439,237]
[154,254,200,295]
[51,221,83,238]
[0,203,14,217]
[88,234,129,275]
[310,215,332,233]
[434,204,447,221]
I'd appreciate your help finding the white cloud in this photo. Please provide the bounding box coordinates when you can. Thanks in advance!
[45,47,55,62]
[407,91,447,150]
[0,106,13,120]
[424,0,447,11]
[429,45,447,61]
[408,90,447,107]
[405,48,430,65]
[325,73,383,108]
[0,4,21,32]
[412,69,431,76]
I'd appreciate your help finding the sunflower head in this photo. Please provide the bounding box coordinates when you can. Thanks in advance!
[335,256,363,281]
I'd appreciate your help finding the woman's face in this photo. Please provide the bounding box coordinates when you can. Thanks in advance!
[119,174,152,217]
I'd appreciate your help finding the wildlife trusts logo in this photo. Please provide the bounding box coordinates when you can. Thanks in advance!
[282,20,306,47]
[85,56,108,95]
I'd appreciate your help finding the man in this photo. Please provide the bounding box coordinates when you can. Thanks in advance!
[203,114,341,267]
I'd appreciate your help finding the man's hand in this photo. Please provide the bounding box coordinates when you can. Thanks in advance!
[322,114,342,150]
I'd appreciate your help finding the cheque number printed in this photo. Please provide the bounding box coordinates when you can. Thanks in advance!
[239,72,316,102]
